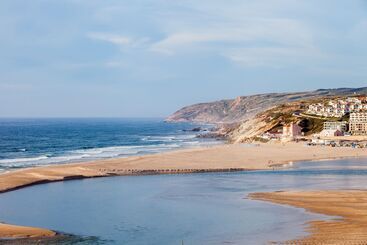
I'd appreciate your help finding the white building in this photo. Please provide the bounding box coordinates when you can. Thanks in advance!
[323,121,348,132]
[320,129,343,137]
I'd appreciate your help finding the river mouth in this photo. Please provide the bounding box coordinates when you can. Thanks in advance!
[0,158,366,244]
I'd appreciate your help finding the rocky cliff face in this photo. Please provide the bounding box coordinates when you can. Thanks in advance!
[228,102,303,143]
[166,87,367,124]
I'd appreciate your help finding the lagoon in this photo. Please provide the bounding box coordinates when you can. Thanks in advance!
[0,158,366,244]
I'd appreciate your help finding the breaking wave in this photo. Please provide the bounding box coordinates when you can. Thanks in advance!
[0,136,220,171]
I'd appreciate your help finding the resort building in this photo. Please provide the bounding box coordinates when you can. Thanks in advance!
[323,121,348,132]
[282,123,302,138]
[307,96,367,118]
[349,112,367,135]
[319,121,347,137]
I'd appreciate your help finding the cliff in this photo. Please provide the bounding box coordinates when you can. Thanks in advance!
[227,102,308,143]
[166,87,367,124]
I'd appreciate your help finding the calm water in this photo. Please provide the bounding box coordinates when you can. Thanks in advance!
[0,118,218,171]
[1,158,367,244]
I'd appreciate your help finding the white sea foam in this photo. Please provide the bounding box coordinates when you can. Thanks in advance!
[0,144,181,168]
[0,155,49,165]
[0,133,221,170]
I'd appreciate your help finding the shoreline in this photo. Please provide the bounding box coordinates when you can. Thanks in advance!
[249,190,367,244]
[1,142,367,240]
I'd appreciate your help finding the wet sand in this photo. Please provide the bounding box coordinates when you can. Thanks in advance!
[249,190,367,244]
[0,223,56,239]
[1,142,367,239]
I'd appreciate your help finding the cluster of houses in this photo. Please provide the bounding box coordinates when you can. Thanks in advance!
[307,96,367,118]
[258,96,367,143]
[260,111,367,142]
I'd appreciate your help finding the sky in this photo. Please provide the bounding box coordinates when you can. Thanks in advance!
[0,0,366,117]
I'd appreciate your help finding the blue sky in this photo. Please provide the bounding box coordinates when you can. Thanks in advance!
[0,0,366,117]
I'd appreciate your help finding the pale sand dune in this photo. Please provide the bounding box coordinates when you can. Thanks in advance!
[249,190,367,244]
[0,142,367,239]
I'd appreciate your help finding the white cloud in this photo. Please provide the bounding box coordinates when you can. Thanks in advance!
[149,17,318,67]
[226,46,324,68]
[88,32,132,46]
[84,1,364,69]
[87,32,151,51]
[150,32,227,54]
[87,18,318,68]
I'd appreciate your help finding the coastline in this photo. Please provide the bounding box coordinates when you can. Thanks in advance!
[249,190,367,244]
[1,142,367,240]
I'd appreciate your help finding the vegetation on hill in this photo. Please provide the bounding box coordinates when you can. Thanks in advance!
[228,97,355,142]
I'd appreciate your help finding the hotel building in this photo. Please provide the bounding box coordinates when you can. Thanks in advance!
[349,112,367,135]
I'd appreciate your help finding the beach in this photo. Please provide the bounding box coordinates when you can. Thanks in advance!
[250,190,367,244]
[1,142,367,194]
[1,142,367,241]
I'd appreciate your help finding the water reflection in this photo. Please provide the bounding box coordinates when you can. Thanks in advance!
[0,158,366,244]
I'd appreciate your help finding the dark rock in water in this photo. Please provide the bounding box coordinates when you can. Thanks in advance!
[197,123,238,140]
[182,127,203,132]
[196,133,224,139]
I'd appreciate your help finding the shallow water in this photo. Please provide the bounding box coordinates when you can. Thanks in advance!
[1,158,366,244]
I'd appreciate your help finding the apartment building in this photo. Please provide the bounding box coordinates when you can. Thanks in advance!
[349,112,367,135]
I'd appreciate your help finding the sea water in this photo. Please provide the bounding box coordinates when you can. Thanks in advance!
[0,118,218,171]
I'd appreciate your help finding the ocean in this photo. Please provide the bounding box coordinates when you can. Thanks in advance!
[0,118,219,172]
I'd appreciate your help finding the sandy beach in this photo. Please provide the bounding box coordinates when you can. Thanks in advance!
[2,142,367,194]
[249,190,367,244]
[1,142,367,240]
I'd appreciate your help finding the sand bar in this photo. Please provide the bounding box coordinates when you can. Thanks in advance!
[1,142,367,194]
[0,223,56,239]
[249,190,367,244]
[1,142,367,239]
